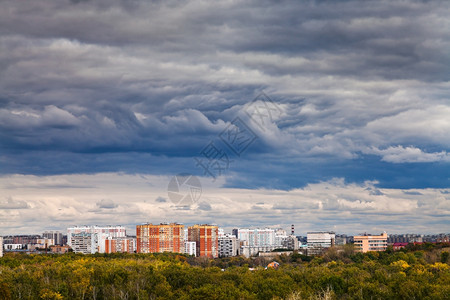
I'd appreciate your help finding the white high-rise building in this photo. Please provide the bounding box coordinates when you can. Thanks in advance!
[237,228,276,247]
[67,225,126,254]
[0,236,3,257]
[71,233,95,254]
[185,241,196,256]
[235,228,284,257]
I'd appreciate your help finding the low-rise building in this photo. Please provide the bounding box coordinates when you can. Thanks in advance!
[354,232,388,252]
[4,244,22,250]
[50,245,70,254]
[36,238,55,248]
[392,242,408,251]
[307,232,335,255]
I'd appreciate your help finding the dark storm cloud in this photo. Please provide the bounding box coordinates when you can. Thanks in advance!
[0,0,449,189]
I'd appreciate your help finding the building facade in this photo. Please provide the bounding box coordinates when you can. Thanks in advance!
[235,228,294,257]
[136,223,184,254]
[42,231,64,246]
[2,235,40,248]
[218,234,239,257]
[0,236,3,257]
[307,232,335,255]
[36,238,55,249]
[188,224,218,258]
[71,232,95,254]
[67,225,126,254]
[354,232,388,252]
[50,245,70,254]
[185,241,196,256]
[281,235,299,250]
[104,236,136,253]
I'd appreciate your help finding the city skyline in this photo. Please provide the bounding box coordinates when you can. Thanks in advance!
[1,0,449,235]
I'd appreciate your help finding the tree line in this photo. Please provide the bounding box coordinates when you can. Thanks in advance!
[0,243,448,299]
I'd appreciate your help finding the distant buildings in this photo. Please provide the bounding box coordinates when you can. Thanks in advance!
[67,225,127,254]
[136,223,184,254]
[50,245,70,254]
[188,224,219,258]
[437,236,450,243]
[2,235,40,248]
[335,234,349,245]
[392,242,408,251]
[354,232,388,253]
[0,236,3,257]
[42,231,64,246]
[233,228,298,257]
[282,235,299,250]
[307,232,335,255]
[388,234,423,244]
[2,223,448,257]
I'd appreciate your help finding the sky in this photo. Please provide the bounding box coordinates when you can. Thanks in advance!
[0,0,449,236]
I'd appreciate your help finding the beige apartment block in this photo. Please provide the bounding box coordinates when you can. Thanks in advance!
[354,232,388,252]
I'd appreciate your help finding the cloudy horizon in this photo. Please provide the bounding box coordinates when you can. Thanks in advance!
[0,0,449,235]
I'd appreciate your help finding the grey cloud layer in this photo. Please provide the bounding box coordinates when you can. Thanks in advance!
[0,0,449,169]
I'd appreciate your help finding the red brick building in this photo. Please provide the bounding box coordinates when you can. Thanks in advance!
[188,224,218,258]
[136,223,184,253]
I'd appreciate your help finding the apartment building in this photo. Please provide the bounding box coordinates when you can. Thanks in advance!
[188,224,218,258]
[136,223,184,253]
[104,236,136,253]
[71,232,95,254]
[67,225,126,254]
[185,241,196,256]
[354,232,388,252]
[218,234,239,257]
[42,231,64,246]
[307,232,335,255]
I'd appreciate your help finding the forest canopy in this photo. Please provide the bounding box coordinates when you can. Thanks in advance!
[0,243,449,300]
